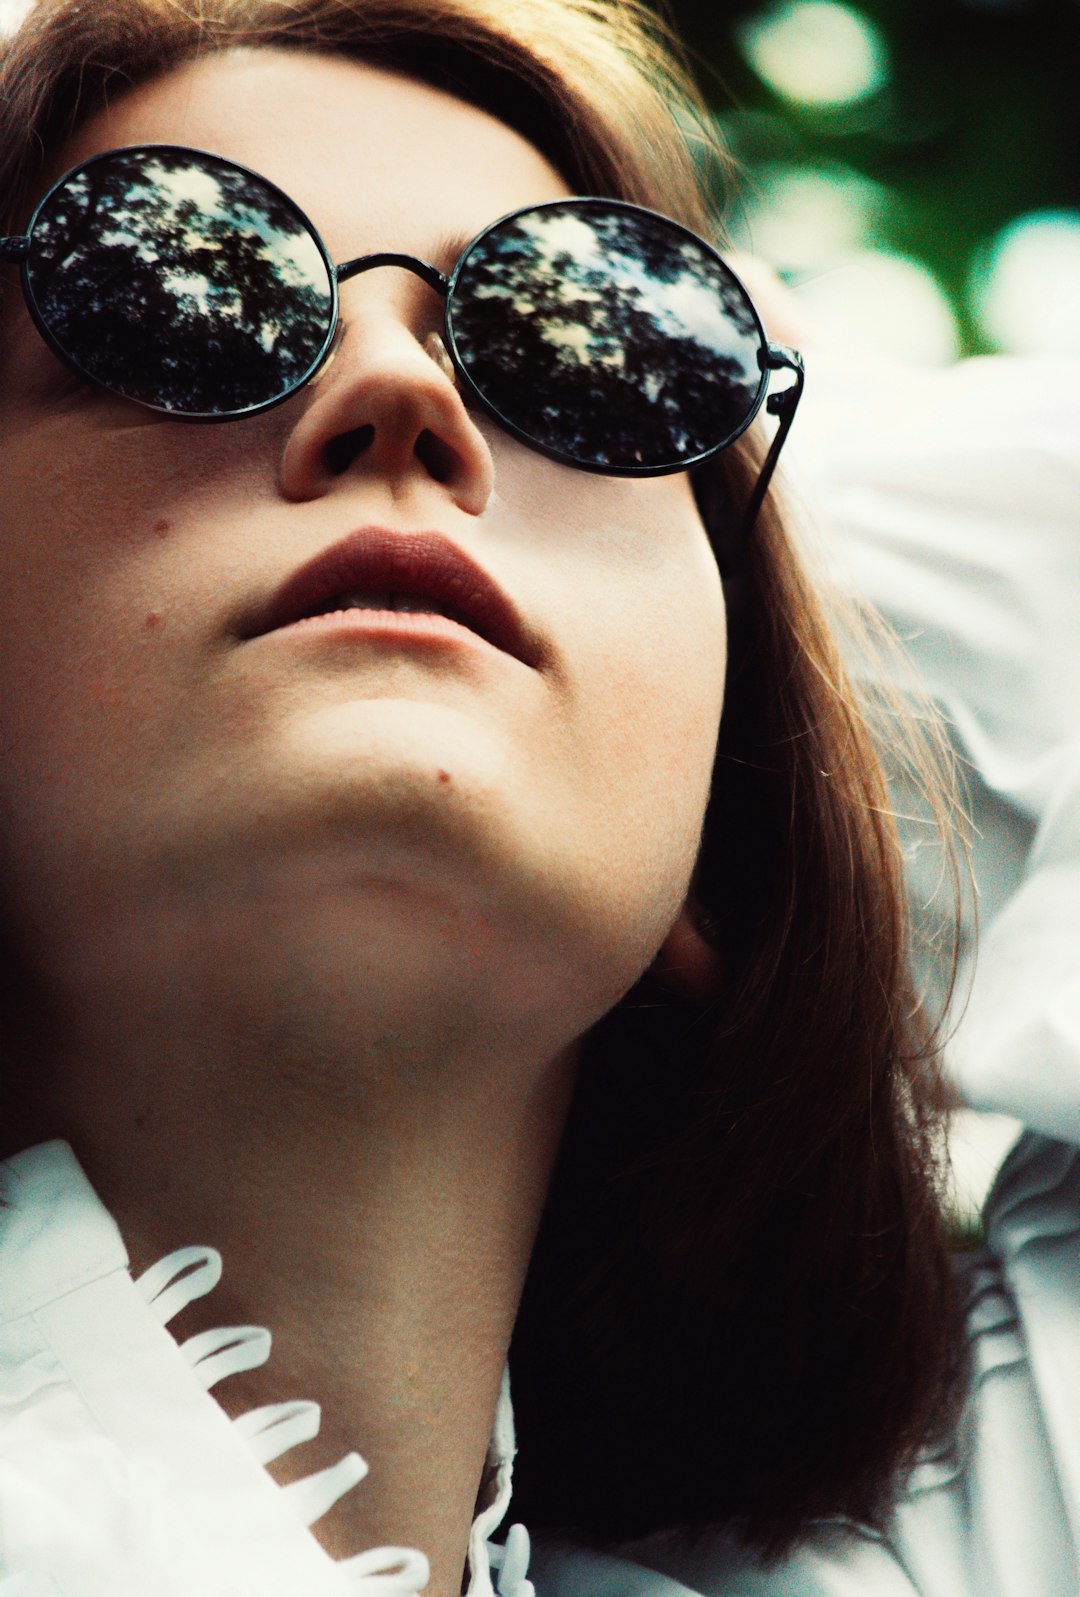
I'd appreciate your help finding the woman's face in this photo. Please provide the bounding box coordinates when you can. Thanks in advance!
[0,48,726,1049]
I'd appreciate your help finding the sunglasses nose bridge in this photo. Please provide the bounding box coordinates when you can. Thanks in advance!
[329,253,454,388]
[335,252,449,299]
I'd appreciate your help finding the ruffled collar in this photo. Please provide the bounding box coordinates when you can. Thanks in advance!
[0,1139,533,1596]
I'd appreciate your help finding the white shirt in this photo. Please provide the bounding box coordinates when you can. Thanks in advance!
[2,352,1078,1593]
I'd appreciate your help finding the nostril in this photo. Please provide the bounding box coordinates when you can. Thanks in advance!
[325,424,374,476]
[414,428,457,485]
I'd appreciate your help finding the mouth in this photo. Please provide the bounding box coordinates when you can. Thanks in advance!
[237,527,540,668]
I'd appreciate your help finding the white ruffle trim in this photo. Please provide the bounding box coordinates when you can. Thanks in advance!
[132,1243,434,1594]
[0,1136,534,1596]
[133,1244,534,1596]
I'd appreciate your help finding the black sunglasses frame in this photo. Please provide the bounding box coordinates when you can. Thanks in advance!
[1,142,804,533]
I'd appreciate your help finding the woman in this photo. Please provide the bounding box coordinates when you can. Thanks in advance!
[0,1,1075,1593]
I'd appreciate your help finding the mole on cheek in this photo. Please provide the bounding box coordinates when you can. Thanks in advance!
[152,518,171,538]
[144,612,162,630]
[437,769,451,784]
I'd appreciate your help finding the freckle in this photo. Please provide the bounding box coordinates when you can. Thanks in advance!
[144,611,162,630]
[437,769,451,784]
[153,518,171,538]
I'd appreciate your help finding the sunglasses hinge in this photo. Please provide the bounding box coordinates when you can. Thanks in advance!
[0,236,30,262]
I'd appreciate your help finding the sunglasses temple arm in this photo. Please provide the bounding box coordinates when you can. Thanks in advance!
[741,344,805,537]
[0,237,30,262]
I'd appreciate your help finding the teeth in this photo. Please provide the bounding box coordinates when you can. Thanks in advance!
[313,590,461,621]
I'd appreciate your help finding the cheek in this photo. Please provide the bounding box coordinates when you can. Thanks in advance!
[551,577,726,998]
[569,576,726,839]
[0,433,185,921]
[522,472,727,973]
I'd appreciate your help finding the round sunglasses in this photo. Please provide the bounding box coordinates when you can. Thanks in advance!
[1,143,803,532]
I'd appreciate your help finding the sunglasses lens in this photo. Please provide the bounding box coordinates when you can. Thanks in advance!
[24,148,335,416]
[448,201,765,472]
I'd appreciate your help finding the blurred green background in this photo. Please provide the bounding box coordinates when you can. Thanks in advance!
[661,0,1080,362]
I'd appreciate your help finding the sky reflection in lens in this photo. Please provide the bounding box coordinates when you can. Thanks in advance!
[449,200,764,469]
[25,148,334,414]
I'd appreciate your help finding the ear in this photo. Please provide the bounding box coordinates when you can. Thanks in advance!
[651,891,726,1001]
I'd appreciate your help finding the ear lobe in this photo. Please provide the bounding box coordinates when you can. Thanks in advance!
[652,896,726,1000]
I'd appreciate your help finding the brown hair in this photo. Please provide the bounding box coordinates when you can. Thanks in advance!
[0,0,972,1567]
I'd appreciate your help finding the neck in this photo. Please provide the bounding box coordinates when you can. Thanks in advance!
[1,893,581,1596]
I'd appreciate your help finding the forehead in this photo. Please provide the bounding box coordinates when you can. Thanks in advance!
[45,47,573,264]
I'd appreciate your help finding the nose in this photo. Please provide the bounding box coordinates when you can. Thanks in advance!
[277,286,495,515]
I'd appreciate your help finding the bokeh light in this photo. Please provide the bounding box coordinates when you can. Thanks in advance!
[970,209,1080,356]
[791,249,960,366]
[674,0,1079,360]
[727,160,958,367]
[734,1,890,110]
[733,161,888,274]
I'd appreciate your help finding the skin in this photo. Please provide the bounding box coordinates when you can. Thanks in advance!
[0,47,727,1595]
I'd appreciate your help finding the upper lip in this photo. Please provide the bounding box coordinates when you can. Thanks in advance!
[237,527,539,667]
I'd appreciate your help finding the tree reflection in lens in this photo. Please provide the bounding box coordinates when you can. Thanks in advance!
[25,148,335,415]
[449,201,764,470]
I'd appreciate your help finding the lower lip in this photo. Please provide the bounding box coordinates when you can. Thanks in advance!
[265,608,496,651]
